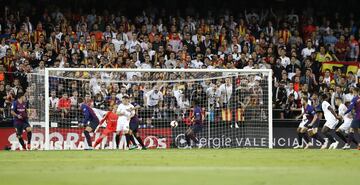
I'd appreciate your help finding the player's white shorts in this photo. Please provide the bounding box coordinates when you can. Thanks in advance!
[298,120,307,128]
[324,119,339,129]
[116,116,130,132]
[338,120,352,133]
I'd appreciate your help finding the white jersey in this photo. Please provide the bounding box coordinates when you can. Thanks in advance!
[322,101,337,122]
[322,100,339,129]
[338,103,352,123]
[116,103,134,119]
[116,103,135,131]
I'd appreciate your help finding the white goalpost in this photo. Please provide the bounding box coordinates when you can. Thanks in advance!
[43,68,273,150]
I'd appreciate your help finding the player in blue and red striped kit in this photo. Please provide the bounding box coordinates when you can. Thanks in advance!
[80,98,100,150]
[11,93,32,150]
[184,99,203,149]
[344,87,360,150]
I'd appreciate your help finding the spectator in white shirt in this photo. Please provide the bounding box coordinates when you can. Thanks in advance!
[301,40,315,59]
[69,90,79,107]
[217,78,233,107]
[49,90,59,110]
[190,54,204,68]
[279,48,290,68]
[231,45,241,61]
[243,59,255,69]
[165,52,177,69]
[112,33,125,52]
[126,32,141,53]
[286,82,299,101]
[140,55,152,69]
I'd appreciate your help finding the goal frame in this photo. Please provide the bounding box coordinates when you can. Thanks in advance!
[44,68,273,150]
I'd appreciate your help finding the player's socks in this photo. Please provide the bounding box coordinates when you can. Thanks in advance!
[18,137,26,150]
[27,131,32,144]
[115,134,120,148]
[324,132,336,144]
[185,134,191,146]
[189,133,199,144]
[125,134,131,147]
[335,130,347,143]
[129,135,137,147]
[297,132,303,145]
[83,130,92,147]
[135,136,146,148]
[313,133,325,144]
[302,133,310,144]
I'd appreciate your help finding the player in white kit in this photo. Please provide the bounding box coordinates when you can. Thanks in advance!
[320,94,341,149]
[335,97,352,149]
[115,95,135,149]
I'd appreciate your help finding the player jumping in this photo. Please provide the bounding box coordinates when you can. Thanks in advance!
[93,105,118,149]
[320,94,341,149]
[184,99,203,149]
[11,93,32,150]
[335,97,352,149]
[294,96,316,149]
[80,98,100,150]
[343,87,360,150]
[115,95,135,150]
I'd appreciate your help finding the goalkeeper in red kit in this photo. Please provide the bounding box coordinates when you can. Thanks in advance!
[93,105,119,148]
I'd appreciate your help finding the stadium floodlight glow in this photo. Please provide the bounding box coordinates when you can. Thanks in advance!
[44,68,273,150]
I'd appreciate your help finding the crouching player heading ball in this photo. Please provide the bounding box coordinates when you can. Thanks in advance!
[184,99,203,149]
[93,105,118,149]
[11,93,32,150]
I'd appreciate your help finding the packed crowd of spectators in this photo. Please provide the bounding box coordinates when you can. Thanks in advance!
[1,4,360,123]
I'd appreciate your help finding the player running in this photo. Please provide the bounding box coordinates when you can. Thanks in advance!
[320,94,341,149]
[184,99,203,149]
[343,87,360,150]
[294,96,316,149]
[93,105,118,149]
[127,100,146,150]
[115,95,135,150]
[80,98,100,150]
[11,93,32,150]
[335,97,352,149]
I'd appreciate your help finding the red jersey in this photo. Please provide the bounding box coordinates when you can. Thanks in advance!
[58,98,71,110]
[100,111,118,131]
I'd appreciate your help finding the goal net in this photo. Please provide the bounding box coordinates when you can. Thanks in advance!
[43,68,272,150]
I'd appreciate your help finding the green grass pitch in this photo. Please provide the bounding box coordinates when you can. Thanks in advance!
[0,149,359,185]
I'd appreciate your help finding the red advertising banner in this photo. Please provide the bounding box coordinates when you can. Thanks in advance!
[0,128,172,150]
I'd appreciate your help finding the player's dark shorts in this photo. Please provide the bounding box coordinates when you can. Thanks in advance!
[190,124,203,134]
[129,119,139,132]
[87,119,99,130]
[350,119,360,129]
[14,121,30,136]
